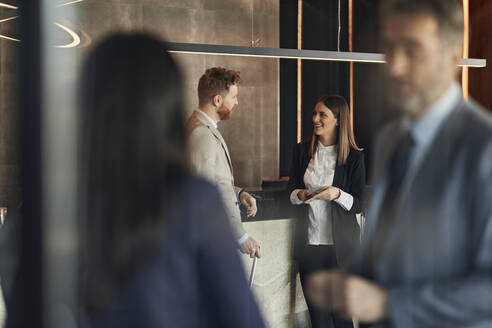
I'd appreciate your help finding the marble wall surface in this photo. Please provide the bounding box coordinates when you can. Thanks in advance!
[0,0,279,204]
[75,0,280,187]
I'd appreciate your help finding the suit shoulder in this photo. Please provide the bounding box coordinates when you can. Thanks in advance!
[188,124,215,144]
[188,123,211,136]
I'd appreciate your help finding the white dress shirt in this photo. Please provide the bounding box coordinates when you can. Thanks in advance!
[197,109,218,129]
[403,83,462,185]
[290,142,354,245]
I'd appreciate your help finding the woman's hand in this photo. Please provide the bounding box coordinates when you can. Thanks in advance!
[305,186,340,203]
[297,189,310,202]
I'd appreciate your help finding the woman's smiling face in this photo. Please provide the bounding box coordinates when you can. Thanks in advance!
[312,102,338,137]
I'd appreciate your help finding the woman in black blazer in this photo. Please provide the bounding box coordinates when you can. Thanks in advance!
[288,95,365,328]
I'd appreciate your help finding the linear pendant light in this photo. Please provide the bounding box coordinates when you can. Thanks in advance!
[166,42,486,68]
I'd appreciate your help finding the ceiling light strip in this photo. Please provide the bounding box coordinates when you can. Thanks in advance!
[166,42,486,67]
[459,58,485,67]
[167,42,385,63]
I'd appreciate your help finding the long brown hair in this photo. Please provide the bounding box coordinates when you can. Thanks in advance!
[80,33,188,313]
[309,95,362,165]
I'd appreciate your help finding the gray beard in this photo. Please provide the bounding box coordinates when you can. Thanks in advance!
[388,85,445,119]
[389,93,424,117]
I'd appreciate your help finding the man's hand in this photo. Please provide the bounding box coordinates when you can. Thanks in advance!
[240,191,258,217]
[305,186,340,203]
[306,270,388,323]
[239,237,261,258]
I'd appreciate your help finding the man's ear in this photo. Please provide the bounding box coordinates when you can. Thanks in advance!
[213,94,222,107]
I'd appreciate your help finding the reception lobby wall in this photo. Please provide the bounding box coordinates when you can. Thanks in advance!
[0,0,280,205]
[75,0,280,188]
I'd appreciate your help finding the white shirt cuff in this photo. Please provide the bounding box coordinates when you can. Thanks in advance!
[290,189,304,205]
[237,233,249,245]
[334,189,353,211]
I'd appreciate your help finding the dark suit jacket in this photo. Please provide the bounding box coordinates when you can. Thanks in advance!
[355,98,492,327]
[84,178,265,328]
[287,142,366,264]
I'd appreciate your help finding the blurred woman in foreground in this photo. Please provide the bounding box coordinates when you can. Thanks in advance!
[79,33,264,328]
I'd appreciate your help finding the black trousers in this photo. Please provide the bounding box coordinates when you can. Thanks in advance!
[299,245,353,328]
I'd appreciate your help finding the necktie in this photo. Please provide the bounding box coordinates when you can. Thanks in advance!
[367,131,415,277]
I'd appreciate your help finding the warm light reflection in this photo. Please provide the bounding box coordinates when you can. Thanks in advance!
[57,0,85,7]
[462,0,469,100]
[349,0,354,130]
[297,0,303,143]
[0,2,18,10]
[0,15,18,23]
[54,22,81,48]
[0,34,19,42]
[0,15,19,42]
[0,1,85,48]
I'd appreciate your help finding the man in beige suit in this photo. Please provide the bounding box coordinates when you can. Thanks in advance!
[186,67,261,258]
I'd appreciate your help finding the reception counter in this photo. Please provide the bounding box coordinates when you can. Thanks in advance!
[239,189,365,327]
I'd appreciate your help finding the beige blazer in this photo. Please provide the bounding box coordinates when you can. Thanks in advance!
[186,109,246,240]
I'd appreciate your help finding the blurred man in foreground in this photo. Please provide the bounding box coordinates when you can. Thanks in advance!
[307,1,492,327]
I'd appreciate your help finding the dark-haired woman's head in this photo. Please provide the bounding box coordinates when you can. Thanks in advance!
[79,33,187,313]
[309,95,362,165]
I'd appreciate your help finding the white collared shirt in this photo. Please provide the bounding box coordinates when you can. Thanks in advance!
[364,83,463,238]
[290,142,354,245]
[197,109,218,130]
[405,83,462,180]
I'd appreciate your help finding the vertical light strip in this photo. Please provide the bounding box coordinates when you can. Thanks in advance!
[297,0,303,143]
[462,0,469,100]
[349,0,354,130]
